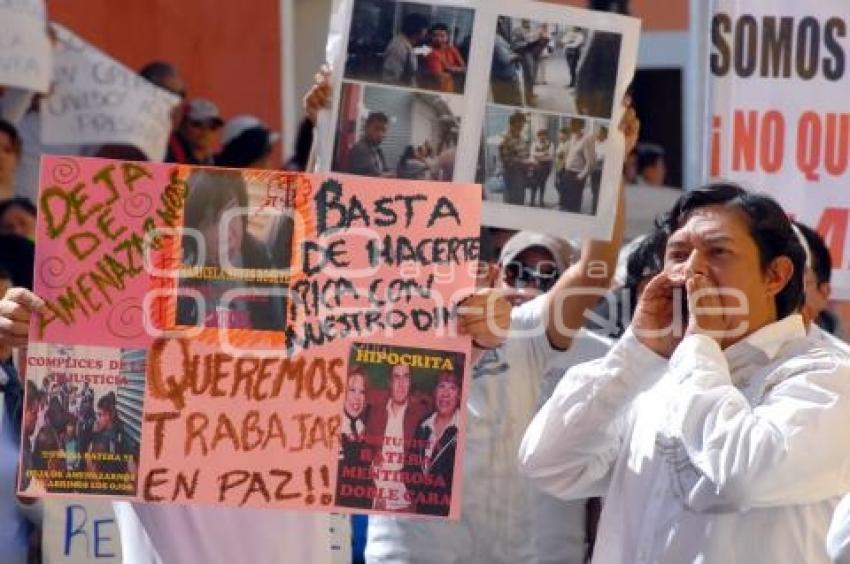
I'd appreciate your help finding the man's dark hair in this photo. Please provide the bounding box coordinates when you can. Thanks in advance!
[402,13,430,37]
[585,231,667,339]
[430,23,449,34]
[793,221,831,285]
[509,112,526,127]
[0,234,34,289]
[636,143,665,173]
[0,120,22,156]
[139,61,179,88]
[93,144,149,161]
[624,231,667,316]
[365,112,389,126]
[0,197,36,220]
[658,183,805,319]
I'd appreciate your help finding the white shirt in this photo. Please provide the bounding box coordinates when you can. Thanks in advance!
[809,323,850,357]
[420,411,459,468]
[520,314,850,564]
[828,494,850,563]
[376,399,409,510]
[367,296,610,563]
[114,502,331,564]
[565,132,596,177]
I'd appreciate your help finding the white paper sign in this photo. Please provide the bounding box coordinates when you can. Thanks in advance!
[705,1,850,298]
[0,0,52,92]
[318,0,640,241]
[42,499,122,563]
[41,25,180,161]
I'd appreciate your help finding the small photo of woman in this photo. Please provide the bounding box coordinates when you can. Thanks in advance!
[334,365,374,509]
[176,168,286,331]
[408,369,461,516]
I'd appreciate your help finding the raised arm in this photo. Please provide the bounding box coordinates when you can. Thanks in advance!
[544,106,638,351]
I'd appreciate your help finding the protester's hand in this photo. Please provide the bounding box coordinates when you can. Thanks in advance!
[619,98,640,156]
[0,288,45,348]
[631,271,685,358]
[304,65,333,124]
[684,273,742,346]
[457,289,512,351]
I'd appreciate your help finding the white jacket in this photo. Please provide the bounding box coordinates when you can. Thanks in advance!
[520,314,850,563]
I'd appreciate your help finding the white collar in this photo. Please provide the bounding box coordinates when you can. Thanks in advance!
[386,398,407,417]
[422,410,459,436]
[723,314,806,367]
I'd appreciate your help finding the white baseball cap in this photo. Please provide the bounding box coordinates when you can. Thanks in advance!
[221,114,281,146]
[498,231,576,273]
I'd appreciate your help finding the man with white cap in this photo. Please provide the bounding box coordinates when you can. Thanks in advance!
[366,105,638,564]
[166,98,224,165]
[216,115,281,169]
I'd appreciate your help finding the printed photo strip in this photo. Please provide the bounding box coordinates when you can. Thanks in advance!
[175,168,294,332]
[320,0,640,240]
[19,344,145,497]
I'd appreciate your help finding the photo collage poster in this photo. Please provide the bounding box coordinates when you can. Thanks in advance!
[318,0,640,240]
[20,155,480,519]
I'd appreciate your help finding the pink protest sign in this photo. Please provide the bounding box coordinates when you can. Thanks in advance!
[20,156,481,519]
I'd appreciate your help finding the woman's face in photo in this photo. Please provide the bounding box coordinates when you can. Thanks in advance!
[434,378,460,418]
[345,373,366,418]
[201,197,244,266]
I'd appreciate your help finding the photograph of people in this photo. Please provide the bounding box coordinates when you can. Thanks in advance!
[421,23,466,93]
[18,347,144,496]
[561,26,587,88]
[84,391,136,494]
[333,83,460,181]
[344,0,473,95]
[560,118,595,212]
[589,125,608,214]
[509,19,550,107]
[530,128,554,207]
[364,362,428,512]
[407,369,461,516]
[345,111,392,177]
[382,13,430,87]
[498,111,533,205]
[335,365,373,509]
[489,17,621,118]
[481,108,607,215]
[177,169,285,331]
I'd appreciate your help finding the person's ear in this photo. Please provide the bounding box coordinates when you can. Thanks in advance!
[765,256,795,297]
[818,281,832,302]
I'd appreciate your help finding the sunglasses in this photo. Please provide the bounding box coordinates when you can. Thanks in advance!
[503,260,560,291]
[188,120,221,131]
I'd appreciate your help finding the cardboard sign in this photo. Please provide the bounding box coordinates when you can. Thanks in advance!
[705,1,850,297]
[0,0,52,92]
[40,25,179,161]
[19,156,481,520]
[318,0,640,241]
